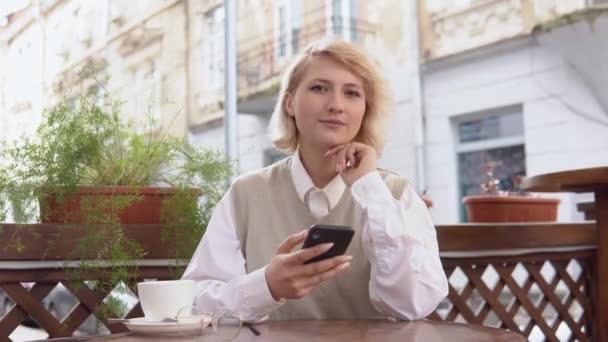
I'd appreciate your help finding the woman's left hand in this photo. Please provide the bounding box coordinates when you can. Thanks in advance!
[325,142,377,187]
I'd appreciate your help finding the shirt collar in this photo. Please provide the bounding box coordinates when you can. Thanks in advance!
[291,149,346,210]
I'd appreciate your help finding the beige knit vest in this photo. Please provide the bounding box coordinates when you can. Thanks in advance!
[231,157,407,320]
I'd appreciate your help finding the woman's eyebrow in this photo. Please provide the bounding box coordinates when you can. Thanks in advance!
[310,78,362,88]
[310,78,331,84]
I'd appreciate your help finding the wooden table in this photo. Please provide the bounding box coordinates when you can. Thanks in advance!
[522,166,608,342]
[39,320,525,341]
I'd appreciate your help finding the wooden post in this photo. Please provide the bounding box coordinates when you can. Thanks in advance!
[595,189,608,342]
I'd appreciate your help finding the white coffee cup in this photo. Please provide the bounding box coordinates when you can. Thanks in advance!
[137,280,195,321]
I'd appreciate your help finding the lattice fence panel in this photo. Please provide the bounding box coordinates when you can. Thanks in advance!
[429,252,595,342]
[0,268,173,340]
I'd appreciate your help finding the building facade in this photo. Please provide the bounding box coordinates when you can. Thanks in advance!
[417,0,608,223]
[1,0,607,224]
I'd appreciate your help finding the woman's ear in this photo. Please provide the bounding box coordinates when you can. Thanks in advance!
[285,92,295,117]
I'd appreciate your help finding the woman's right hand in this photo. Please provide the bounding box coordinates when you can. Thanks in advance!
[265,230,352,301]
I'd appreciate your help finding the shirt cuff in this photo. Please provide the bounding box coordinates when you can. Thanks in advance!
[350,171,394,208]
[240,267,285,317]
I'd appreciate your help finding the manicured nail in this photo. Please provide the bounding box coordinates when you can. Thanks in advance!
[321,243,334,250]
[339,262,351,270]
[336,164,341,173]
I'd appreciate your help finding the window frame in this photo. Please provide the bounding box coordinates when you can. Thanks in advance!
[326,0,357,41]
[274,0,301,61]
[202,5,225,91]
[452,105,526,221]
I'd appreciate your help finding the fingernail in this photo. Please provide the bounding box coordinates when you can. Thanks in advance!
[321,242,334,250]
[339,262,351,270]
[336,164,341,173]
[345,255,353,261]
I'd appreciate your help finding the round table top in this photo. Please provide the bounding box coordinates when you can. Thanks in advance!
[521,166,608,193]
[43,319,525,342]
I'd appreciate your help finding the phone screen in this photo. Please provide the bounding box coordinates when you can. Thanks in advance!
[301,224,354,264]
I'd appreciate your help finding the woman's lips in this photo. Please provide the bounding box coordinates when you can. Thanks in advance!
[319,119,345,128]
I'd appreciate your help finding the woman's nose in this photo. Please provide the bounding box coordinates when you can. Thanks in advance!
[327,92,344,113]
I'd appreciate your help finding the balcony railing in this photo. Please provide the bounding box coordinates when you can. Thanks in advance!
[422,0,528,59]
[236,8,376,99]
[0,222,602,341]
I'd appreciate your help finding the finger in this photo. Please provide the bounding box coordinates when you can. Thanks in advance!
[336,144,349,173]
[300,255,353,276]
[276,230,308,254]
[289,242,334,264]
[346,144,357,168]
[299,261,351,288]
[290,285,314,299]
[324,144,345,157]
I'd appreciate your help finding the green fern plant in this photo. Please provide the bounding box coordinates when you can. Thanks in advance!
[0,70,233,319]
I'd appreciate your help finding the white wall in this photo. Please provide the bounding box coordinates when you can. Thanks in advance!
[378,99,417,182]
[379,65,419,186]
[423,38,608,224]
[188,113,272,174]
[188,118,225,152]
[236,114,273,173]
[0,15,44,144]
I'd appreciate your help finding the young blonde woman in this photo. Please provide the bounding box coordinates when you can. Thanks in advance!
[182,38,448,322]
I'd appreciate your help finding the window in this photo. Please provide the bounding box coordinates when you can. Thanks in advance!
[332,0,343,37]
[328,0,358,41]
[274,0,301,59]
[349,0,358,42]
[291,0,301,54]
[455,106,526,222]
[203,6,225,90]
[278,5,287,57]
[144,61,162,125]
[131,59,162,129]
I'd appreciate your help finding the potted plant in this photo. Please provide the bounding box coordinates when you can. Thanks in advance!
[462,161,560,223]
[0,70,233,318]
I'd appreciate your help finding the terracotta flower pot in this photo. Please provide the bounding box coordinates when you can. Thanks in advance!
[462,195,560,223]
[39,186,199,224]
[0,223,174,260]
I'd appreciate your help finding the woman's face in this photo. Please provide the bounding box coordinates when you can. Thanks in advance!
[286,56,366,152]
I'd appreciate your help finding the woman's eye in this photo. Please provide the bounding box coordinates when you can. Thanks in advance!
[310,84,327,92]
[345,90,361,97]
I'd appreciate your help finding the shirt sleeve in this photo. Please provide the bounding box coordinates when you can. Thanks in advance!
[181,187,285,322]
[350,171,449,320]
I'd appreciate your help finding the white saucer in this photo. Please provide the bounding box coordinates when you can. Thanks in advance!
[123,316,211,335]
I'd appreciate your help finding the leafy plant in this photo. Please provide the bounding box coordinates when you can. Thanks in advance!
[479,161,529,196]
[0,70,233,319]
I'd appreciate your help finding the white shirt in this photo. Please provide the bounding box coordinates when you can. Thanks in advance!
[182,152,448,322]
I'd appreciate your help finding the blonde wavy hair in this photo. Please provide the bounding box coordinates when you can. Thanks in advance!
[268,37,393,155]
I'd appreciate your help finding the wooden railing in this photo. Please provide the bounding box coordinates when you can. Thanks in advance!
[0,224,180,341]
[0,266,175,339]
[432,223,598,342]
[0,222,601,341]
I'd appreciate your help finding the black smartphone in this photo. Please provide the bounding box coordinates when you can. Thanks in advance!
[301,224,354,264]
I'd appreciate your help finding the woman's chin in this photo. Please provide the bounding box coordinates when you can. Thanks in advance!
[320,139,349,150]
[316,133,353,148]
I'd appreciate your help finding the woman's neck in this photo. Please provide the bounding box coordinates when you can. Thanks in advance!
[298,143,338,189]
